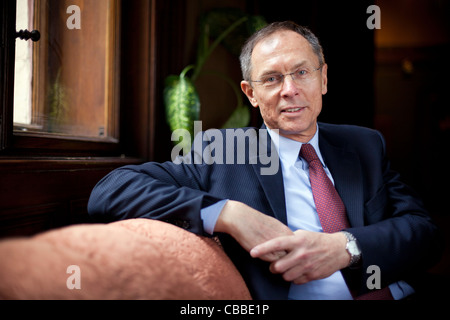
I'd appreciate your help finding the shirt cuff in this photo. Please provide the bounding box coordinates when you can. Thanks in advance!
[388,281,415,300]
[200,199,228,235]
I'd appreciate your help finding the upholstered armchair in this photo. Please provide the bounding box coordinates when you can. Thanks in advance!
[0,219,251,300]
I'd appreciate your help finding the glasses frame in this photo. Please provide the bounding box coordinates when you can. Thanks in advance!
[249,64,323,88]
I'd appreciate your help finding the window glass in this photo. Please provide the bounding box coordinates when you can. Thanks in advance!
[14,0,119,140]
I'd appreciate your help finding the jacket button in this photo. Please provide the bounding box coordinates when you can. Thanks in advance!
[181,221,190,229]
[172,219,190,229]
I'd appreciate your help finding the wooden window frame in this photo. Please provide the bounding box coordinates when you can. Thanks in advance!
[1,0,160,159]
[4,0,121,157]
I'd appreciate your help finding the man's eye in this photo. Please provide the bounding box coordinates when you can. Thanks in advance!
[297,69,308,76]
[264,75,280,83]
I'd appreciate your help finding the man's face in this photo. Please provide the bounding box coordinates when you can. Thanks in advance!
[241,30,328,142]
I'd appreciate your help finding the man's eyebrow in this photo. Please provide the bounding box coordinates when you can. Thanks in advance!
[257,61,310,77]
[292,61,309,69]
[258,69,280,78]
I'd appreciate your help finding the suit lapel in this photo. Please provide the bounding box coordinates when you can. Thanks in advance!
[319,127,365,228]
[251,126,288,225]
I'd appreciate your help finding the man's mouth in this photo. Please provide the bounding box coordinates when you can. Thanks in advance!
[282,107,305,113]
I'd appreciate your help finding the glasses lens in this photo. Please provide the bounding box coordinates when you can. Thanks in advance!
[261,75,282,87]
[254,65,321,88]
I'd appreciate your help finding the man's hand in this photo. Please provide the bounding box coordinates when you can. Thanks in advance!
[250,230,350,285]
[214,200,294,261]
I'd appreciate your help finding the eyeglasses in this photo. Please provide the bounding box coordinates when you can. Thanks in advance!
[250,64,323,89]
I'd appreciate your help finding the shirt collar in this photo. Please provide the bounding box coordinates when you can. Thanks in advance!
[267,125,327,168]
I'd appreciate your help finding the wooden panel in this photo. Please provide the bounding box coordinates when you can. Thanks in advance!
[0,157,141,238]
[0,203,68,237]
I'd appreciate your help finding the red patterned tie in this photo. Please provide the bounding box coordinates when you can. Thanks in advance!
[300,143,393,300]
[300,143,349,233]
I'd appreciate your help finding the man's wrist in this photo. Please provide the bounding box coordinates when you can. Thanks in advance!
[214,200,239,234]
[341,231,362,268]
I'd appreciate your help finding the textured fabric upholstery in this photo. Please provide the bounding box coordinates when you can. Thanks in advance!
[0,219,251,300]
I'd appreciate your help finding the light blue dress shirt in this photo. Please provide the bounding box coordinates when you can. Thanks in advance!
[200,126,413,299]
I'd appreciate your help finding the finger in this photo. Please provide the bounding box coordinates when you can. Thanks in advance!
[250,238,285,258]
[269,249,301,275]
[292,274,310,285]
[270,261,311,284]
[258,250,288,262]
[250,236,292,259]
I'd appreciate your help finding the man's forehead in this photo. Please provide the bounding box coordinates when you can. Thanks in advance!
[251,30,317,72]
[253,30,311,56]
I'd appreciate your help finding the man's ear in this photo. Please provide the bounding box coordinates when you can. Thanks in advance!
[321,64,328,95]
[241,81,259,108]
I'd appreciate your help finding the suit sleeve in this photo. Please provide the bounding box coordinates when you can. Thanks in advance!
[87,134,224,236]
[346,130,443,293]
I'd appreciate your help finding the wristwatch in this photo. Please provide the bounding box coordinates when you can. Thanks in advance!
[341,231,362,268]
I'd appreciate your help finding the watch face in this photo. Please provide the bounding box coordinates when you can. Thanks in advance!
[348,241,360,255]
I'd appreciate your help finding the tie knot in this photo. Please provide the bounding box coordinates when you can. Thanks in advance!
[300,143,320,164]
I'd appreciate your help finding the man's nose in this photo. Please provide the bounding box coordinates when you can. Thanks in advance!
[280,75,300,97]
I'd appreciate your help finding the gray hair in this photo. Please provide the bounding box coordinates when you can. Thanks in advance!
[239,21,325,81]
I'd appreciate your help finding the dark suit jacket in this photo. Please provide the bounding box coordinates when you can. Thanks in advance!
[88,122,442,299]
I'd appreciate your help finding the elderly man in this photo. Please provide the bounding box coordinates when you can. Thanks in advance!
[88,21,442,300]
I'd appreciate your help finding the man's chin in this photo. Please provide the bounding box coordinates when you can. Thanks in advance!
[277,126,317,143]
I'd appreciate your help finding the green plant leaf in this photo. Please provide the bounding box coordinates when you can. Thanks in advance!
[164,66,200,149]
[204,70,251,129]
[246,15,267,34]
[203,8,267,56]
[192,15,248,81]
[221,105,250,129]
